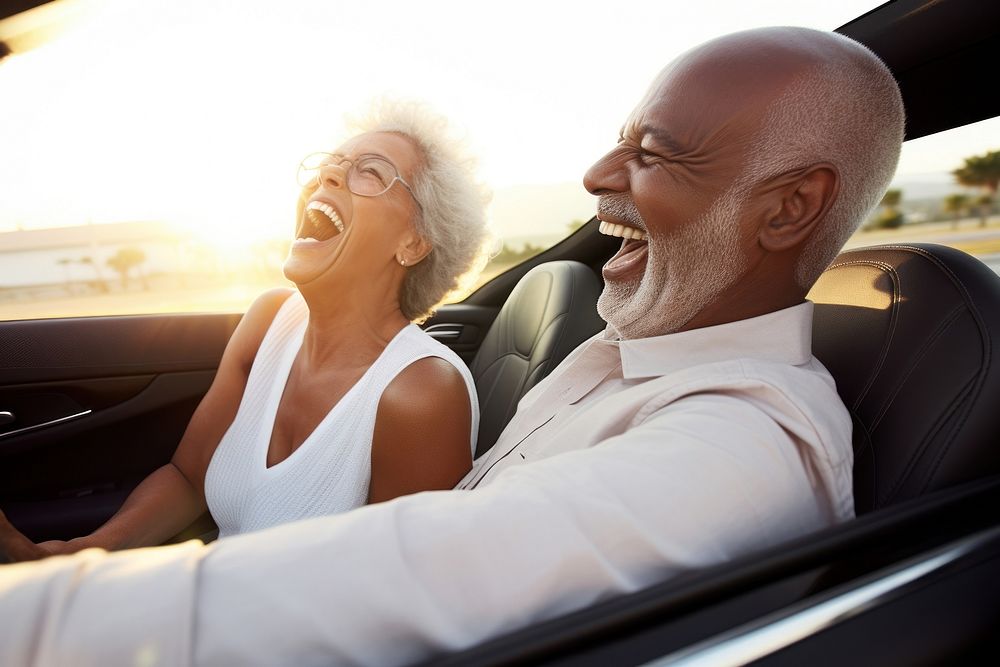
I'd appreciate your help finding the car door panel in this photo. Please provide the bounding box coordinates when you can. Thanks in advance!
[0,314,240,542]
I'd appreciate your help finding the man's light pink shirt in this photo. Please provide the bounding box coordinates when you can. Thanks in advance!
[462,300,854,526]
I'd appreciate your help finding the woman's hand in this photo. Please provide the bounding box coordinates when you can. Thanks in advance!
[0,509,69,563]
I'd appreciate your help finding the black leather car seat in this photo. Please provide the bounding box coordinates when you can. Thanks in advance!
[808,243,1000,514]
[470,261,605,458]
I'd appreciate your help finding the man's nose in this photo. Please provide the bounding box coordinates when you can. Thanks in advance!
[583,149,628,195]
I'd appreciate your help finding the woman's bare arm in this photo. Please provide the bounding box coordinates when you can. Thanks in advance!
[368,357,474,504]
[0,288,294,561]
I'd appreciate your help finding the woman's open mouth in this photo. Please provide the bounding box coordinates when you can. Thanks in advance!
[600,219,649,280]
[294,201,346,248]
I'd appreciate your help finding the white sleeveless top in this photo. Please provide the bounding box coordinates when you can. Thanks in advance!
[205,293,479,538]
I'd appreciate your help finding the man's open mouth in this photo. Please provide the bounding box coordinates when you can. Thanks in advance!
[599,219,649,278]
[297,201,345,243]
[598,220,647,241]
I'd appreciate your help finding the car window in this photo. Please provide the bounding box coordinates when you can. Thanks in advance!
[0,0,883,321]
[844,116,1000,271]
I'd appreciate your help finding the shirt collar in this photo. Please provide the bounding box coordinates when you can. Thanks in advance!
[616,301,815,379]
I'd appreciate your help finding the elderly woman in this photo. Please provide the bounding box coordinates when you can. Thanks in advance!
[0,102,490,559]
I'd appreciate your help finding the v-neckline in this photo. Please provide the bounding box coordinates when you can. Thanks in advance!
[260,319,413,474]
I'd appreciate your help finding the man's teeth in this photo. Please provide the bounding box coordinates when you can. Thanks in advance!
[306,201,345,233]
[599,220,648,241]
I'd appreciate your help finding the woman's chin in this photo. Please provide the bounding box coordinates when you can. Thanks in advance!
[282,256,320,286]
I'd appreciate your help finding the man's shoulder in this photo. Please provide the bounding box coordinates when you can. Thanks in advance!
[634,354,843,420]
[632,354,853,470]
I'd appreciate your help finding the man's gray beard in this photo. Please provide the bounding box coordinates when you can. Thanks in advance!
[598,182,750,340]
[598,192,647,231]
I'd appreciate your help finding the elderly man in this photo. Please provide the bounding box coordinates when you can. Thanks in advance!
[0,26,903,666]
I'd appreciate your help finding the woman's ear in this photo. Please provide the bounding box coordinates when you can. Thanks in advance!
[397,233,432,267]
[757,163,840,252]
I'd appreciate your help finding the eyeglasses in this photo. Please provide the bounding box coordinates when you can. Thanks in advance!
[297,152,421,210]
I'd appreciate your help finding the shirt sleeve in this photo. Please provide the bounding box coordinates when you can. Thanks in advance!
[0,541,204,666]
[0,393,831,667]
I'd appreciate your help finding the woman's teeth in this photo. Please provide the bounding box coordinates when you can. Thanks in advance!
[306,200,345,233]
[599,220,648,241]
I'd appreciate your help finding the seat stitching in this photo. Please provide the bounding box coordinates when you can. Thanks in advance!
[526,312,571,380]
[868,304,966,430]
[851,410,877,510]
[852,244,993,474]
[842,245,993,499]
[921,379,978,494]
[816,259,900,410]
[535,264,579,372]
[882,247,995,493]
[879,374,976,506]
[520,268,557,358]
[474,353,529,425]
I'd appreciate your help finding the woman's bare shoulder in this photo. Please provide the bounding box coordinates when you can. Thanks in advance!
[228,287,297,371]
[375,356,472,452]
[244,287,297,327]
[369,356,473,501]
[381,356,470,416]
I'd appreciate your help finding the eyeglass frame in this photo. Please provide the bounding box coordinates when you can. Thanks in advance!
[297,152,422,212]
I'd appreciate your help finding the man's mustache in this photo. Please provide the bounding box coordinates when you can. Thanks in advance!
[597,193,646,231]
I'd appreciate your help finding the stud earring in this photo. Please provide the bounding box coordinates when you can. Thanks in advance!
[399,257,406,266]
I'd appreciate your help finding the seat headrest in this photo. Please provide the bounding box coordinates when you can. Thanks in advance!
[808,244,1000,513]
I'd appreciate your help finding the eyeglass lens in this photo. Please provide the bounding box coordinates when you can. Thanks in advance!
[298,154,398,197]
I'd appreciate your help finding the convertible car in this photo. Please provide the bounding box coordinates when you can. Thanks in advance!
[2,0,999,664]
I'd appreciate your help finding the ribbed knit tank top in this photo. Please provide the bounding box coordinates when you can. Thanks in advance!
[204,292,479,538]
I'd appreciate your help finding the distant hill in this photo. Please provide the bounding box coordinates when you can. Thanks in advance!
[889,172,977,200]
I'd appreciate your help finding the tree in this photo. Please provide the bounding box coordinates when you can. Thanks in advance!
[953,150,1000,227]
[78,256,109,293]
[942,193,970,230]
[566,219,587,233]
[56,257,73,294]
[975,193,994,228]
[880,189,902,208]
[106,247,147,289]
[870,188,904,229]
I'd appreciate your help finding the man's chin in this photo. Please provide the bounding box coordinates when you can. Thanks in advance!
[598,288,649,340]
[598,283,700,340]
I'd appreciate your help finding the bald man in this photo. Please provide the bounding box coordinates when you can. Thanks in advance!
[0,27,904,666]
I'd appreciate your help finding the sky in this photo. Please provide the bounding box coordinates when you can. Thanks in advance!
[1,0,995,247]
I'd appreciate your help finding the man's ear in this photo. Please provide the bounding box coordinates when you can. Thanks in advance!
[397,233,432,267]
[756,163,840,252]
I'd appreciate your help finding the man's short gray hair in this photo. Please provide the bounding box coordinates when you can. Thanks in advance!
[744,32,905,288]
[349,100,492,322]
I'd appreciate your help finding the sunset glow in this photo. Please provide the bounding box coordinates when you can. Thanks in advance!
[2,0,996,321]
[1,0,883,244]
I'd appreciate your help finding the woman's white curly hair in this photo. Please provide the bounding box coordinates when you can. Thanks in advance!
[348,100,493,323]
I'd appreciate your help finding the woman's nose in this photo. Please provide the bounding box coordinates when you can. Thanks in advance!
[319,161,348,189]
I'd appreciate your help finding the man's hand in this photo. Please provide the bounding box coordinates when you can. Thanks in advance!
[0,509,68,563]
